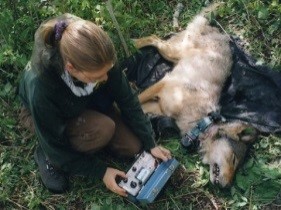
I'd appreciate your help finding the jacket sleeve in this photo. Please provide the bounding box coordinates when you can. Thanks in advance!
[107,67,156,150]
[30,90,108,179]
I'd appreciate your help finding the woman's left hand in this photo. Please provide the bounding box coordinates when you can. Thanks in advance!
[102,167,128,197]
[150,146,172,162]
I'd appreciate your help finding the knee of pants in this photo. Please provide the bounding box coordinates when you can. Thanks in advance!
[110,139,143,157]
[68,116,116,153]
[127,142,142,157]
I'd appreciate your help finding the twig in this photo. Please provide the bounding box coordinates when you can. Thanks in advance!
[208,196,219,210]
[126,199,143,209]
[6,198,29,210]
[213,19,231,39]
[152,191,202,203]
[106,0,131,57]
[169,195,181,210]
[241,1,250,23]
[173,3,184,29]
[248,186,254,210]
[0,96,9,107]
[0,67,9,74]
[0,27,9,46]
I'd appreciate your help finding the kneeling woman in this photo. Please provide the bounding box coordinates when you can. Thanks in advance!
[19,13,171,196]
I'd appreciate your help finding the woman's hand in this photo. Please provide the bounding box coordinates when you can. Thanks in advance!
[150,145,172,161]
[102,167,128,197]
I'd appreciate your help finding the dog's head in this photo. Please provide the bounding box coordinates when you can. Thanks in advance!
[199,122,258,188]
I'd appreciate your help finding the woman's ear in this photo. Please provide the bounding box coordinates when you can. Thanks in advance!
[65,62,76,73]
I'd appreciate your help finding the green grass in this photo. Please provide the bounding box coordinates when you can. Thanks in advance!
[0,0,281,209]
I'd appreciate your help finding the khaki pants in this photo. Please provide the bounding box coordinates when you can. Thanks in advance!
[19,107,142,157]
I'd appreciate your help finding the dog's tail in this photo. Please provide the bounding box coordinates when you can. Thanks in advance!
[138,81,165,104]
[185,2,223,33]
[185,15,208,33]
[199,2,223,17]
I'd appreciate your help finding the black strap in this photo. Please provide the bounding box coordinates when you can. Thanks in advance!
[181,112,225,149]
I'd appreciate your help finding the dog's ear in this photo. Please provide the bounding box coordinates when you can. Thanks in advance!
[214,122,259,143]
[199,125,220,141]
[238,127,258,143]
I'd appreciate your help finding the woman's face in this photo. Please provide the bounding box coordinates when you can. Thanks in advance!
[65,62,113,84]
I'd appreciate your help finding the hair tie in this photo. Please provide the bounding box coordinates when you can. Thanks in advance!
[54,21,68,41]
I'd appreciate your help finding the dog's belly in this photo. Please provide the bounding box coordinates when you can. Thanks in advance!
[156,50,230,134]
[158,81,219,134]
[158,84,185,117]
[176,96,219,134]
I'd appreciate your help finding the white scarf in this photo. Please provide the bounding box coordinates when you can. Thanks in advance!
[61,71,97,97]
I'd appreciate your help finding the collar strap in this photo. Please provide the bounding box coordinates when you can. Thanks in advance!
[181,112,225,149]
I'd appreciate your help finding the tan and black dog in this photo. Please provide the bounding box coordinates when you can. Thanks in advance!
[134,11,258,187]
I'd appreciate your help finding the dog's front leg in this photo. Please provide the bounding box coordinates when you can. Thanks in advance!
[138,80,165,115]
[141,101,163,115]
[138,80,165,104]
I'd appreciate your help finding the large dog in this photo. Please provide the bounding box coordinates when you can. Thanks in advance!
[134,13,258,187]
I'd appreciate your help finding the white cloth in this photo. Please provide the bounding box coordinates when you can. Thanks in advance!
[61,71,97,97]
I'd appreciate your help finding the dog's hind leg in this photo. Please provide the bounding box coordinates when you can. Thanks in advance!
[133,35,181,63]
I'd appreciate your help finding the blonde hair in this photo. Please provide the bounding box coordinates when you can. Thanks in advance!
[60,20,116,71]
[40,14,116,73]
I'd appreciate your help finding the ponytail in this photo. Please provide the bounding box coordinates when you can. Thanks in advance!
[41,21,68,47]
[40,14,77,47]
[41,18,58,47]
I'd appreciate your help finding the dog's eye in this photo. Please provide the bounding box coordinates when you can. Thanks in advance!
[232,153,237,166]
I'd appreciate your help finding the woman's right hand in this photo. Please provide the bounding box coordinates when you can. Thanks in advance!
[102,167,128,197]
[150,145,172,161]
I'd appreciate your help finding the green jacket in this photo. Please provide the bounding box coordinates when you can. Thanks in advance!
[18,14,156,179]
